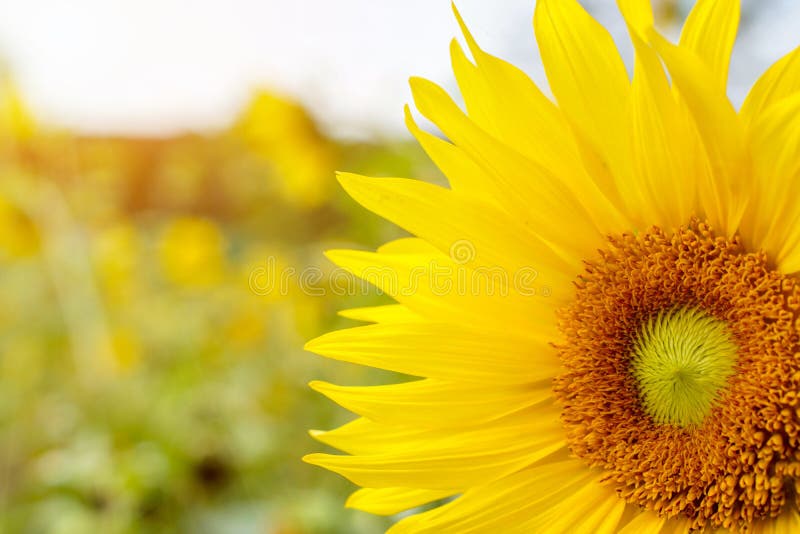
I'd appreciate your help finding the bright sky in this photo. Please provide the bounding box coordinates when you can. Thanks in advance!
[0,0,796,139]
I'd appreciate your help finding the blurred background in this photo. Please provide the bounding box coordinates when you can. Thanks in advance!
[0,1,794,533]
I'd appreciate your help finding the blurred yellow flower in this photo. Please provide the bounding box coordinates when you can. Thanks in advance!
[110,327,142,372]
[238,91,313,149]
[0,194,40,259]
[158,216,228,288]
[93,222,141,304]
[235,90,335,208]
[0,73,36,144]
[225,304,268,347]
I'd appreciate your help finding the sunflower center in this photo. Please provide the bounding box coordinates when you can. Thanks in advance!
[553,220,800,530]
[631,307,737,427]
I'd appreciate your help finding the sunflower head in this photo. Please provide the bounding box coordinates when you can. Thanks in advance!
[306,0,800,531]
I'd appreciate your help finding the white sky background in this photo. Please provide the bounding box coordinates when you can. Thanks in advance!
[0,0,796,139]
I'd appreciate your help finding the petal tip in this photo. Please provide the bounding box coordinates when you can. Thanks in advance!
[307,379,327,391]
[301,452,325,465]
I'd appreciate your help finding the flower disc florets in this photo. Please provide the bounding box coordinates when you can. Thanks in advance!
[555,221,800,530]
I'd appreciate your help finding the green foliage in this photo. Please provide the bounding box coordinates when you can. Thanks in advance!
[0,89,440,533]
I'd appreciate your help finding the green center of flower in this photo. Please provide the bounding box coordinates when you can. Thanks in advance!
[630,307,737,427]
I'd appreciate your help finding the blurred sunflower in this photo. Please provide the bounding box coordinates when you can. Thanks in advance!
[0,74,36,144]
[235,90,336,208]
[158,216,228,288]
[305,0,800,532]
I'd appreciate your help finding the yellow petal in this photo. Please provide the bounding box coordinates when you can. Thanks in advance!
[404,106,497,202]
[649,29,749,238]
[346,487,456,516]
[450,5,544,154]
[619,510,666,533]
[534,0,629,199]
[617,6,696,230]
[338,304,423,324]
[751,505,800,534]
[388,460,625,533]
[310,379,550,428]
[743,93,800,272]
[450,7,630,235]
[679,0,740,91]
[659,517,694,533]
[310,418,432,456]
[322,249,561,333]
[449,38,497,139]
[616,0,654,34]
[305,322,560,384]
[408,76,604,265]
[533,481,626,534]
[740,46,800,127]
[337,172,575,278]
[312,413,562,460]
[451,35,631,238]
[448,35,563,166]
[304,405,565,490]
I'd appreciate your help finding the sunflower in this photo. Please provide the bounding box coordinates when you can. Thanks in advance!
[304,0,800,531]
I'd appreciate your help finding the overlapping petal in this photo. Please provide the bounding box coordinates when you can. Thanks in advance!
[534,0,630,204]
[388,460,625,533]
[617,0,697,229]
[337,172,576,278]
[338,304,423,324]
[305,322,560,384]
[648,29,749,238]
[679,0,740,90]
[310,379,549,428]
[449,6,630,236]
[743,93,800,272]
[741,46,800,126]
[346,487,456,516]
[305,405,564,490]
